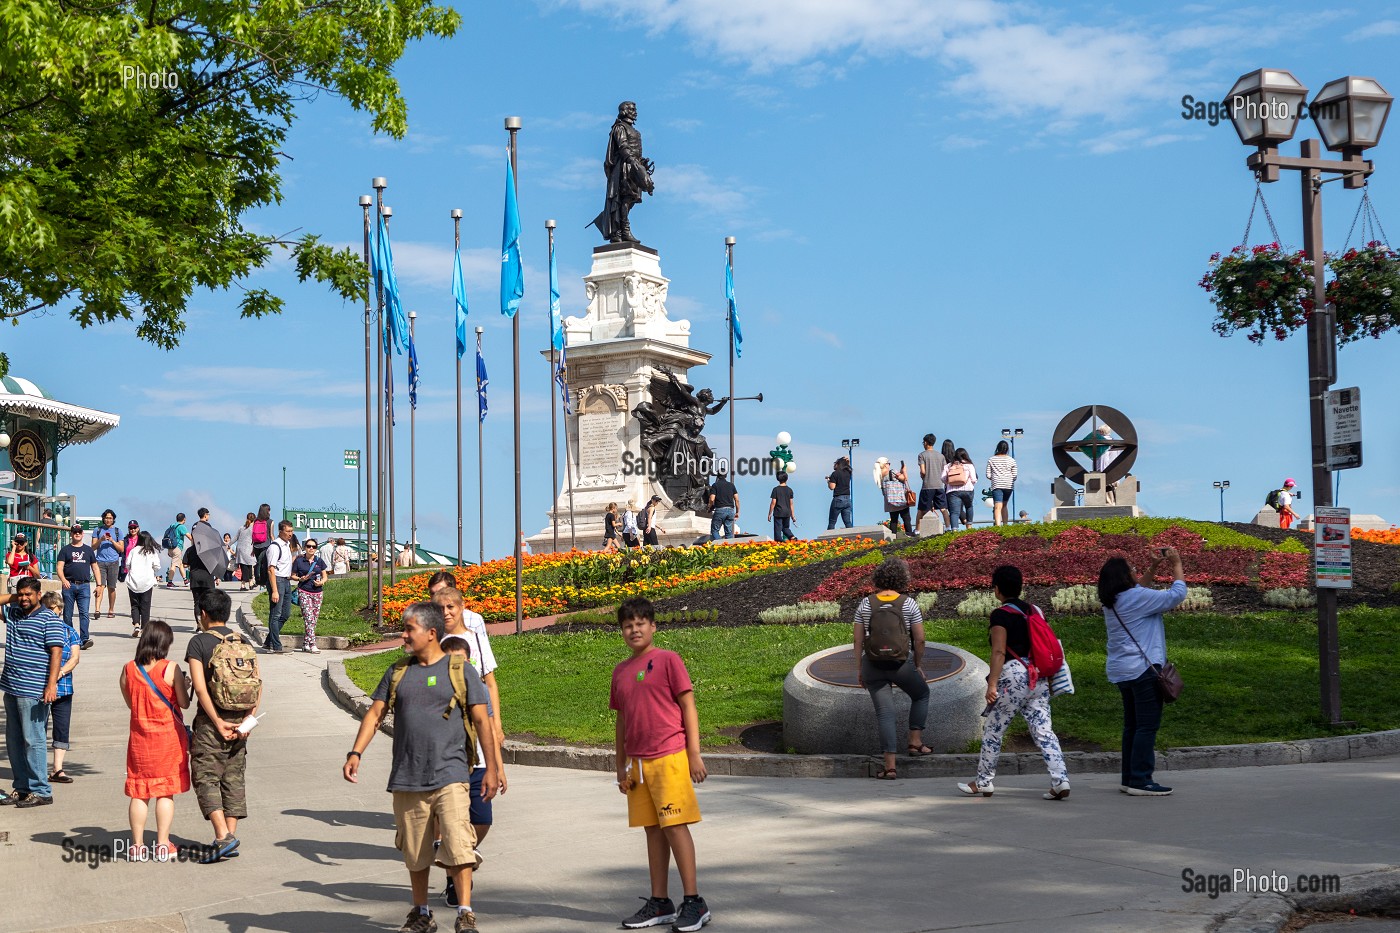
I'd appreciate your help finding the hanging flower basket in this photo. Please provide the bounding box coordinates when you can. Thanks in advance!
[1200,243,1314,344]
[1325,241,1400,343]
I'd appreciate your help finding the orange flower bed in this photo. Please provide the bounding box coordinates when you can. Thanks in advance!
[379,538,876,624]
[1353,528,1400,545]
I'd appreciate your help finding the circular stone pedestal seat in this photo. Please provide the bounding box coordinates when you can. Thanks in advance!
[783,643,990,755]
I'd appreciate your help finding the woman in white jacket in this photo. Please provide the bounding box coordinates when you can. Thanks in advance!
[942,448,978,531]
[124,531,163,638]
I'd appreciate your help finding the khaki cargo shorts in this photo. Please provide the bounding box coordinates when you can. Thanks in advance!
[392,783,477,871]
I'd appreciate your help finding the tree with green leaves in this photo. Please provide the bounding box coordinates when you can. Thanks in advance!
[0,0,461,378]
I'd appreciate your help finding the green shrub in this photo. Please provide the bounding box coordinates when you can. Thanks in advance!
[758,601,842,624]
[1275,537,1310,554]
[914,592,937,615]
[902,516,1285,558]
[1173,586,1215,612]
[956,591,1001,617]
[842,550,884,569]
[1264,587,1317,609]
[1051,584,1101,614]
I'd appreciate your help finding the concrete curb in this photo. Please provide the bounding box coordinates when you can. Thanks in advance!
[323,658,1400,779]
[235,603,352,651]
[1213,868,1400,932]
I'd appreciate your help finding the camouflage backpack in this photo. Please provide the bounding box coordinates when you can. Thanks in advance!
[208,633,261,711]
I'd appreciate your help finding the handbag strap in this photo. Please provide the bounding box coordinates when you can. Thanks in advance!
[135,662,187,745]
[1110,605,1159,671]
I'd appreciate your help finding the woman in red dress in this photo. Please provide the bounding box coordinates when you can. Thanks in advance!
[118,620,191,861]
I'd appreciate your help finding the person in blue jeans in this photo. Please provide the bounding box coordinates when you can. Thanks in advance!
[1098,548,1186,796]
[707,468,740,542]
[826,457,853,530]
[57,525,97,649]
[263,521,297,654]
[0,577,65,807]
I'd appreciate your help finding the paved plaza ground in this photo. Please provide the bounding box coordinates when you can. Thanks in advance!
[2,585,1397,932]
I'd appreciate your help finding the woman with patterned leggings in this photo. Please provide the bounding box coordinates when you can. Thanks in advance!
[957,564,1069,801]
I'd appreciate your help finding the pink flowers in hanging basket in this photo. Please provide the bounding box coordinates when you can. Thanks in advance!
[1201,243,1314,343]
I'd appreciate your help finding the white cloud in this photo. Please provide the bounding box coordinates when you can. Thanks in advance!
[667,117,703,132]
[539,156,601,191]
[561,0,1193,124]
[1346,19,1400,41]
[1086,127,1189,155]
[808,326,842,349]
[942,24,1169,119]
[137,367,365,429]
[656,164,754,217]
[561,0,996,68]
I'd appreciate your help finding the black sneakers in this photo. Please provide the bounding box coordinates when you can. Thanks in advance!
[621,896,677,929]
[15,794,53,808]
[673,896,711,932]
[442,877,459,908]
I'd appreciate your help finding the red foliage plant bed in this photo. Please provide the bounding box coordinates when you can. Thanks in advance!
[801,525,1308,603]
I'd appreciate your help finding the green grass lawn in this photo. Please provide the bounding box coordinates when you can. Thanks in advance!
[250,577,380,643]
[342,607,1400,750]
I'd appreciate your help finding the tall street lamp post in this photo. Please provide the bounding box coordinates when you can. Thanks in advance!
[1226,67,1392,725]
[841,438,860,523]
[1213,480,1230,522]
[1001,427,1024,521]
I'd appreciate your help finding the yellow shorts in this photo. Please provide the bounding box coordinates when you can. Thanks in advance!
[626,749,701,829]
[393,784,478,871]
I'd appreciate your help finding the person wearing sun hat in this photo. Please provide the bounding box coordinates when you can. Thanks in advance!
[1277,478,1300,530]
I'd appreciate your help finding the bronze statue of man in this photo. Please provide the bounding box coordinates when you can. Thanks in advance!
[590,101,654,244]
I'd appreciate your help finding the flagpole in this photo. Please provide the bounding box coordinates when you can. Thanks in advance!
[452,208,464,567]
[505,115,523,635]
[476,325,486,566]
[384,204,398,585]
[372,178,387,626]
[360,193,375,615]
[726,236,736,469]
[546,218,559,554]
[409,309,418,566]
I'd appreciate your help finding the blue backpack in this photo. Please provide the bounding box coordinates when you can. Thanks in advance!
[161,524,178,550]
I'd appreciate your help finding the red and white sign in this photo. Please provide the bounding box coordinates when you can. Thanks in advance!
[1314,507,1352,589]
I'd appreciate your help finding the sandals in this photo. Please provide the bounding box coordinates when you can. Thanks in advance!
[907,744,934,757]
[873,767,898,780]
[50,770,73,784]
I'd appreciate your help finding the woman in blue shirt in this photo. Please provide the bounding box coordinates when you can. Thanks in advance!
[1098,547,1186,797]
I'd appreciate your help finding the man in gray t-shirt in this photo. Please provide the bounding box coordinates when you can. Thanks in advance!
[916,433,948,529]
[344,603,500,933]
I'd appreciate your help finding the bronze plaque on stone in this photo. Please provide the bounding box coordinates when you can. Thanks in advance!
[808,647,965,687]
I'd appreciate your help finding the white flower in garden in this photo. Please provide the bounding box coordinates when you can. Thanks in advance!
[1233,286,1242,294]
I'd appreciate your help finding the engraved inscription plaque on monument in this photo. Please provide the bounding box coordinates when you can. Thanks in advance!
[578,411,624,477]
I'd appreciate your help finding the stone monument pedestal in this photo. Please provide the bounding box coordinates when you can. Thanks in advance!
[526,244,716,554]
[783,644,989,755]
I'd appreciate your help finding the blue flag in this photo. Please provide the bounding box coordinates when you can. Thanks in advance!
[555,342,571,416]
[374,210,409,355]
[408,335,420,410]
[548,236,563,352]
[726,252,743,359]
[476,343,489,423]
[452,249,470,359]
[500,157,523,318]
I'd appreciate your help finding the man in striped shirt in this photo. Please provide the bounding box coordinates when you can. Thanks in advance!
[1,577,66,807]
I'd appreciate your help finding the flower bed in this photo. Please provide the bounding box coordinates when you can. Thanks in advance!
[802,522,1309,604]
[381,538,876,624]
[1353,528,1400,545]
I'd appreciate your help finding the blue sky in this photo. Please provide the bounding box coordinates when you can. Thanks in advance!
[15,1,1400,557]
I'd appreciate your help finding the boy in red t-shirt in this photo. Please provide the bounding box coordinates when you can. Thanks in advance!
[610,597,711,931]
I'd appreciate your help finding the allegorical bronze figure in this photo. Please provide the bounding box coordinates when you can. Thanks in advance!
[633,369,729,512]
[589,100,654,244]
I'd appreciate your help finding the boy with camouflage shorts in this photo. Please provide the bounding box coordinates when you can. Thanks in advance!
[185,590,260,863]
